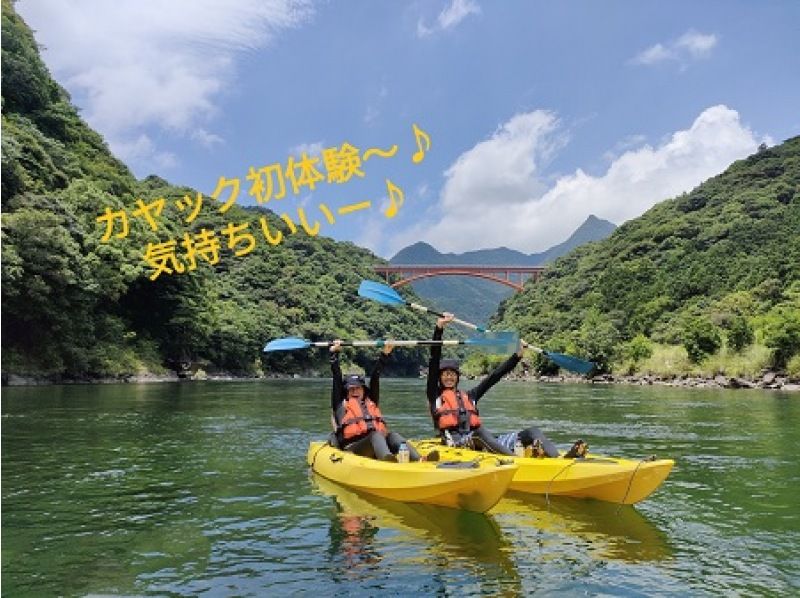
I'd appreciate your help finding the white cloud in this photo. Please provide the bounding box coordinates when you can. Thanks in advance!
[676,30,718,57]
[112,134,178,170]
[417,0,480,38]
[602,134,648,163]
[632,29,718,66]
[17,0,313,168]
[190,128,225,149]
[290,141,324,157]
[387,105,766,255]
[632,43,673,66]
[439,111,563,210]
[439,0,481,29]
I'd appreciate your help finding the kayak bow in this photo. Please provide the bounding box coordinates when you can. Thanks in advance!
[307,441,518,513]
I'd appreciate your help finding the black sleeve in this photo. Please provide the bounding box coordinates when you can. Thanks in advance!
[469,352,521,405]
[368,352,389,405]
[330,352,344,413]
[427,325,444,410]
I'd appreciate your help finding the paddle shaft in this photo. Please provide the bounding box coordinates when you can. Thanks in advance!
[307,339,486,348]
[406,303,544,353]
[407,302,488,334]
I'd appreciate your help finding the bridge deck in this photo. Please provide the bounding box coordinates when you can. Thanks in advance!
[373,264,545,291]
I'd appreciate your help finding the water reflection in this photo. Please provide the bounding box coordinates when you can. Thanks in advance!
[492,493,673,563]
[311,473,521,593]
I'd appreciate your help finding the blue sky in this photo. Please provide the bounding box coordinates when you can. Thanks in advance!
[18,0,800,258]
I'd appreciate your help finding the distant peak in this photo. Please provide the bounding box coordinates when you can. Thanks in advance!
[580,214,615,227]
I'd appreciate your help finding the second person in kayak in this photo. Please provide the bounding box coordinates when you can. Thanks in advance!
[427,314,586,458]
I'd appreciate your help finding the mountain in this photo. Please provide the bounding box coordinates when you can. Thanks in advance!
[0,1,431,380]
[536,215,618,264]
[389,216,617,324]
[494,138,800,374]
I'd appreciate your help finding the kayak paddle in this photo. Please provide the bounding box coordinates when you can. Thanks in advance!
[264,333,519,354]
[358,280,487,332]
[358,279,596,375]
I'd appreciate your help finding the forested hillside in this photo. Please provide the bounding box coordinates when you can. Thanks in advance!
[0,1,431,381]
[495,138,800,378]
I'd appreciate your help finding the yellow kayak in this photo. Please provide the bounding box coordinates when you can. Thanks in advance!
[307,441,518,513]
[412,439,674,505]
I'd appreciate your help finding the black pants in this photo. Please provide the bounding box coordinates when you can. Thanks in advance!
[344,430,422,461]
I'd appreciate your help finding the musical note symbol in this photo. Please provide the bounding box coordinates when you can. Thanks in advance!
[383,179,405,219]
[411,123,431,164]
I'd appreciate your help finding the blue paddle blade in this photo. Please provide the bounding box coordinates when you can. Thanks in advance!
[544,351,596,375]
[464,331,519,354]
[263,337,312,352]
[358,280,406,307]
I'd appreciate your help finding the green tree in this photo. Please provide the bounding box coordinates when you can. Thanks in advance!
[726,316,754,352]
[682,317,722,363]
[572,309,620,373]
[621,334,653,364]
[762,307,800,368]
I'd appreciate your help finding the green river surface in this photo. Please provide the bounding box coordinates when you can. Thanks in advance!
[2,380,799,596]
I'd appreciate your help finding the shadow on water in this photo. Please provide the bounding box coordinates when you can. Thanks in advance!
[492,492,673,563]
[310,473,521,593]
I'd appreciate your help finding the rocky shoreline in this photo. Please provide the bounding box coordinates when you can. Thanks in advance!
[3,369,799,391]
[510,371,800,391]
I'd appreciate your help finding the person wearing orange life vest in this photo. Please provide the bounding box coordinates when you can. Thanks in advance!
[428,314,587,458]
[330,340,424,462]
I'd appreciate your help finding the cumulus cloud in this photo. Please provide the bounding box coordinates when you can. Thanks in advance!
[17,0,313,168]
[387,105,766,255]
[417,0,480,38]
[632,29,718,66]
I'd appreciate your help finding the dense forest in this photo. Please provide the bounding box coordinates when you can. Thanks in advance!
[494,136,800,379]
[1,1,432,381]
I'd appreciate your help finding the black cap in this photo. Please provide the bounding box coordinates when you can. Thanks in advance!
[343,374,366,389]
[440,359,461,375]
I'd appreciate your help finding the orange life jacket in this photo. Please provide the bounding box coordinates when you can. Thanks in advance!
[338,396,387,440]
[433,389,481,432]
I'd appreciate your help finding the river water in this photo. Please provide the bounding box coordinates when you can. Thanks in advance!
[2,380,798,596]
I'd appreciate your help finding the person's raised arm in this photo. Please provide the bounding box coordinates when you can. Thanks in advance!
[330,340,344,412]
[369,343,393,405]
[469,341,524,404]
[427,313,454,404]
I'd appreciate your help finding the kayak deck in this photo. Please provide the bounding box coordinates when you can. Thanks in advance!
[412,439,674,505]
[307,441,518,513]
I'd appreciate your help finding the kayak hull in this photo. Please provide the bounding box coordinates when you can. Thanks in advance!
[307,441,517,513]
[412,439,674,505]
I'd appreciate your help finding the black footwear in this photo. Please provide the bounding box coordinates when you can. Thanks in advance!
[563,439,588,459]
[530,439,546,458]
[424,450,440,462]
[383,454,398,462]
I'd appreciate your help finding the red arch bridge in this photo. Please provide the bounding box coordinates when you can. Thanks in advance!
[373,264,546,292]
